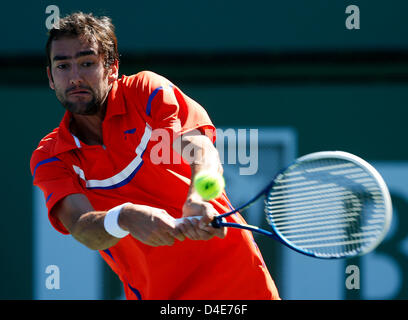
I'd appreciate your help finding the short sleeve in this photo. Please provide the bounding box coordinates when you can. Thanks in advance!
[134,71,216,143]
[30,150,84,234]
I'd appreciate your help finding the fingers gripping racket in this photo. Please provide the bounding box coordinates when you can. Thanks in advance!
[178,151,392,259]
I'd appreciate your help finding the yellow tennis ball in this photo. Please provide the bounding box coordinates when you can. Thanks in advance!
[193,171,225,200]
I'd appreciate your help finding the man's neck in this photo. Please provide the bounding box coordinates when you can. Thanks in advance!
[70,102,107,146]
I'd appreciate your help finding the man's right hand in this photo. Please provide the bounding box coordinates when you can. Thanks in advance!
[118,203,185,247]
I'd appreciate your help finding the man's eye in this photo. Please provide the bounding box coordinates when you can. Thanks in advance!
[57,64,68,69]
[82,62,94,67]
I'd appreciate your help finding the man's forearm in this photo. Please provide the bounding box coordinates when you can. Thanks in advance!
[176,133,223,198]
[54,194,121,251]
[190,144,222,175]
[177,132,228,239]
[70,210,121,250]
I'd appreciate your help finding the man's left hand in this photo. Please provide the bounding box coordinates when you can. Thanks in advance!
[177,196,227,241]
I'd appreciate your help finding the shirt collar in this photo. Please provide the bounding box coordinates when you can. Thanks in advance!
[51,77,126,156]
[104,76,126,120]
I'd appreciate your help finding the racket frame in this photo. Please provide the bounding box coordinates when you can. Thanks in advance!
[211,151,392,259]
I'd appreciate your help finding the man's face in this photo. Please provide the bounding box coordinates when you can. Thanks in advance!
[47,36,117,115]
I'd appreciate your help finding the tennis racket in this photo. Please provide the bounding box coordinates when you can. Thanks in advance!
[176,151,392,259]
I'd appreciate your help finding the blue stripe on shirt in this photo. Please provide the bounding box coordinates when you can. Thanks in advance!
[33,157,61,178]
[102,249,143,300]
[146,86,163,116]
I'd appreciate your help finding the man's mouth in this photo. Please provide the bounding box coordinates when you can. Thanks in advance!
[69,89,91,96]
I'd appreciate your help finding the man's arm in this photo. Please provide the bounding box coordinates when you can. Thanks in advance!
[54,193,184,250]
[52,131,224,249]
[173,131,227,240]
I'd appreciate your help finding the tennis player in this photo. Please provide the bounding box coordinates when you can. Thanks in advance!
[30,12,280,300]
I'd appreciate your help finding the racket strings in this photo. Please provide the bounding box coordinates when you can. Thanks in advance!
[265,158,387,258]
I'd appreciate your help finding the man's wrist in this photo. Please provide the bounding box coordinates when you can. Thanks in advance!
[104,203,132,238]
[117,203,132,231]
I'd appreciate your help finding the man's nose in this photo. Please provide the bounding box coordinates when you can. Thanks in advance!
[69,64,83,86]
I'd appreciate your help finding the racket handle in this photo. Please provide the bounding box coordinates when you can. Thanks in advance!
[174,216,201,226]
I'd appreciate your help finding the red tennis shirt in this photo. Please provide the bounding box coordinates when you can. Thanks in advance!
[30,71,280,300]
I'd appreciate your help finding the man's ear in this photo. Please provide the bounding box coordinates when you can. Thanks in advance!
[107,60,119,84]
[47,66,55,90]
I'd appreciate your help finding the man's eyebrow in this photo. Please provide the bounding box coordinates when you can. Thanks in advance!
[52,50,98,61]
[76,50,98,58]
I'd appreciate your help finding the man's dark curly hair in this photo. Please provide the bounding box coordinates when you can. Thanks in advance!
[46,12,119,69]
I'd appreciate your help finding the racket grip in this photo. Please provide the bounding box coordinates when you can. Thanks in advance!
[174,216,201,226]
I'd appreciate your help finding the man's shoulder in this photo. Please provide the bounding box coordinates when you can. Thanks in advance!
[119,71,172,91]
[30,129,60,171]
[122,70,167,82]
[34,128,59,152]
